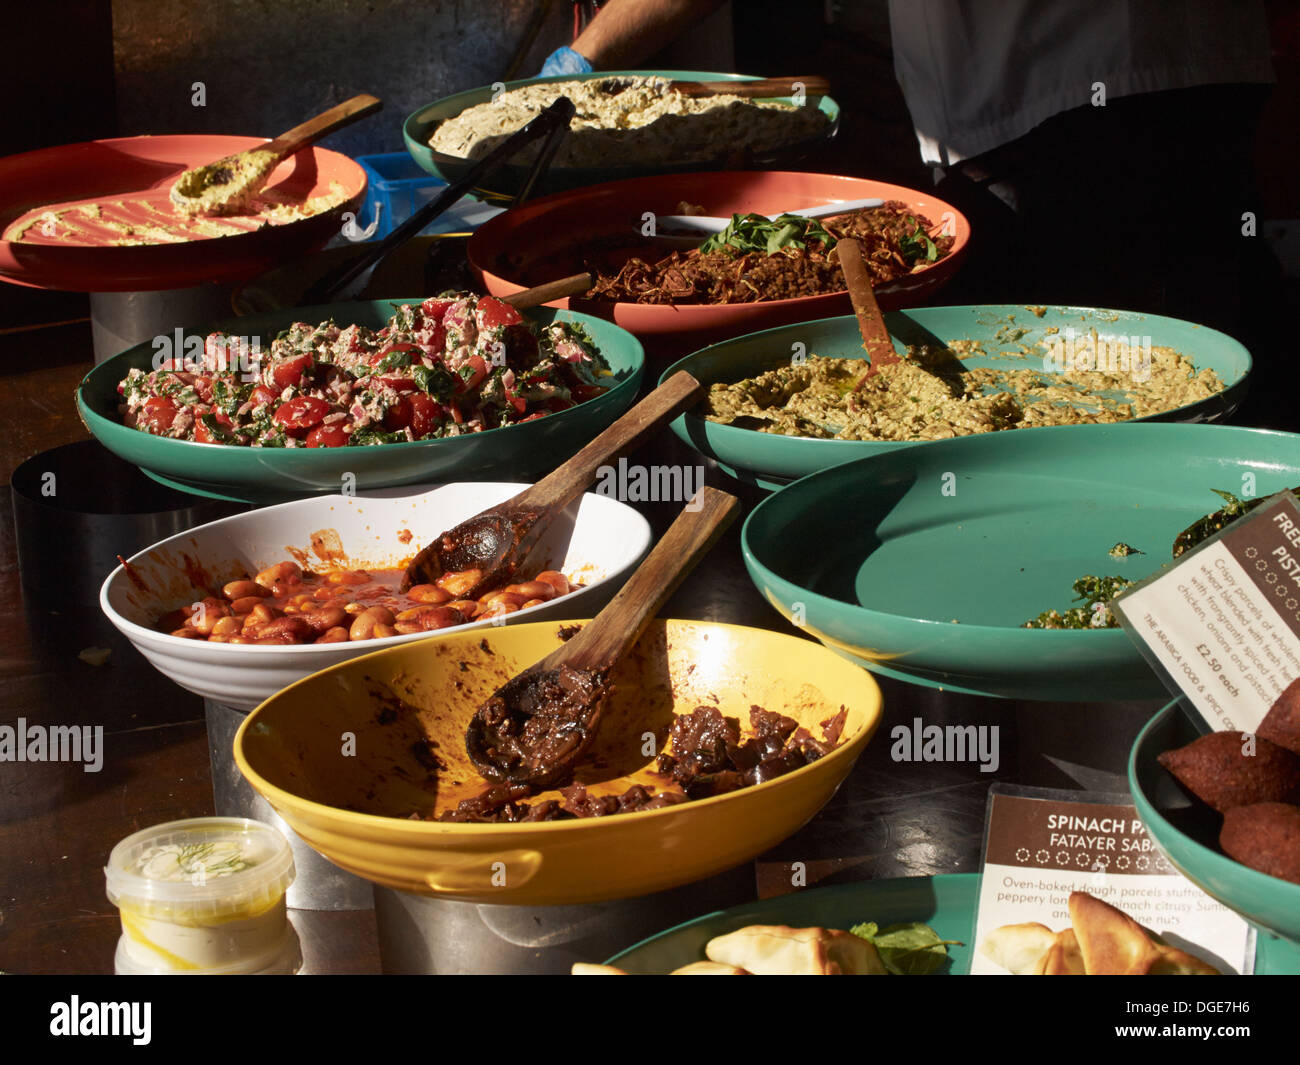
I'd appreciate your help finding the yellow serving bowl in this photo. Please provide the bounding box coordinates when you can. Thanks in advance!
[234,619,882,906]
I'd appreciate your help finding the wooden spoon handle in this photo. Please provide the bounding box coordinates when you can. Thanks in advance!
[509,370,704,513]
[542,487,740,672]
[670,76,830,99]
[265,94,383,158]
[836,237,897,372]
[502,272,593,310]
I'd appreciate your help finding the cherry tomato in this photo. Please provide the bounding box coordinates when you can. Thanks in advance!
[249,384,279,408]
[503,387,528,415]
[456,355,489,394]
[420,297,455,322]
[475,296,523,332]
[407,393,443,439]
[270,353,313,390]
[272,396,329,435]
[419,323,447,354]
[194,410,234,443]
[369,343,419,391]
[140,396,179,433]
[383,397,412,432]
[376,375,418,392]
[305,424,349,448]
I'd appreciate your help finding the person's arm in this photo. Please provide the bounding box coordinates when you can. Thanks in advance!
[571,0,728,69]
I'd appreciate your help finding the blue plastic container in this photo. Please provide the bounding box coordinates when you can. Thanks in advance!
[355,153,449,238]
[353,153,502,240]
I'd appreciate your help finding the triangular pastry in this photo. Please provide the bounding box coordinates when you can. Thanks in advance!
[1069,891,1165,974]
[978,922,1058,974]
[705,925,886,975]
[981,892,1220,975]
[670,960,750,975]
[1032,927,1086,975]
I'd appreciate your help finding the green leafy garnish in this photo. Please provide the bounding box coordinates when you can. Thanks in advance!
[1023,574,1134,629]
[411,364,457,399]
[349,426,410,446]
[898,217,939,264]
[176,842,249,876]
[1071,574,1134,604]
[209,378,251,417]
[850,921,961,974]
[1173,485,1300,557]
[373,348,414,373]
[700,213,835,256]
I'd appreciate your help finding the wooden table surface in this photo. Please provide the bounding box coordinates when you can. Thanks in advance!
[0,317,1230,975]
[0,320,387,973]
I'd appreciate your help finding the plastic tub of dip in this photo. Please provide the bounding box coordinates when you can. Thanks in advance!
[105,817,299,975]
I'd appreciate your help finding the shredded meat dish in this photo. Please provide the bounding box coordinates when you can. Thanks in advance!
[427,704,849,823]
[587,201,952,304]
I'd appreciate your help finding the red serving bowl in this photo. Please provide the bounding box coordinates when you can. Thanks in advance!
[468,171,970,359]
[0,135,366,292]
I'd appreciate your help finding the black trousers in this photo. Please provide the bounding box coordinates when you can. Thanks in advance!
[929,83,1294,431]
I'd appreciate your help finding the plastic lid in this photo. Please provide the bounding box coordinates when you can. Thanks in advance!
[105,817,295,920]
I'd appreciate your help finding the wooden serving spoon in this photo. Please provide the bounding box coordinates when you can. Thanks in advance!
[500,271,592,309]
[464,486,739,786]
[667,76,831,98]
[401,370,703,594]
[836,237,898,378]
[170,94,382,216]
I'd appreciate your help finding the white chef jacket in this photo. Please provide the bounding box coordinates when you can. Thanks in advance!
[888,0,1275,166]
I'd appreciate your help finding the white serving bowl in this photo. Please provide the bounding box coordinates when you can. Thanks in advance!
[101,483,652,710]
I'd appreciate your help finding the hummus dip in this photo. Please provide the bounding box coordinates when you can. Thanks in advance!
[4,182,351,246]
[430,76,828,168]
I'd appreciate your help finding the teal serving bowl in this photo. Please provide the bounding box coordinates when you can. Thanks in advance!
[77,300,644,503]
[741,423,1300,701]
[403,70,840,200]
[662,305,1252,490]
[1130,699,1300,945]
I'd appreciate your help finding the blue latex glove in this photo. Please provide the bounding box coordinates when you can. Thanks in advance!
[539,46,593,77]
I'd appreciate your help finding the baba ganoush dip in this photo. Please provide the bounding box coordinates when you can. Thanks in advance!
[705,338,1225,442]
[430,76,828,168]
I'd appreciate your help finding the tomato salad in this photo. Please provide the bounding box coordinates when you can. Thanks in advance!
[116,294,611,447]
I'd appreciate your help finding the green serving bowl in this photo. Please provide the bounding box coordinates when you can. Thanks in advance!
[662,305,1252,490]
[1130,699,1300,945]
[742,422,1300,701]
[77,300,644,503]
[403,70,840,200]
